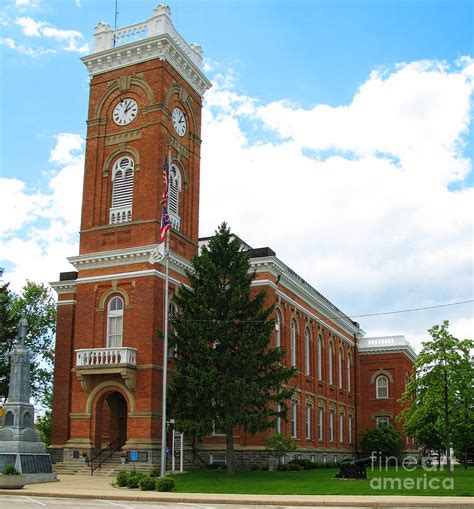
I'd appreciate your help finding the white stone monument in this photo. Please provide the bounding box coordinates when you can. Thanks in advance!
[0,317,57,483]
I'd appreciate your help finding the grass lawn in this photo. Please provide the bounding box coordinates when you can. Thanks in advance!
[171,466,474,497]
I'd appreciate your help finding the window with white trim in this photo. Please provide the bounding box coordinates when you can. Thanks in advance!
[110,156,134,224]
[168,163,182,230]
[305,404,311,439]
[376,416,390,427]
[318,406,324,441]
[328,343,334,385]
[317,336,323,381]
[347,353,351,392]
[305,328,310,376]
[275,311,281,348]
[376,375,389,399]
[276,403,281,433]
[290,319,296,367]
[329,410,334,442]
[107,296,124,347]
[291,400,297,438]
[339,413,344,443]
[338,346,343,389]
[348,415,352,443]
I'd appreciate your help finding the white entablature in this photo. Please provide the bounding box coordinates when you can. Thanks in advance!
[81,4,211,97]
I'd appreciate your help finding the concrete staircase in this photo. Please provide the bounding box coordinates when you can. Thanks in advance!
[53,451,155,477]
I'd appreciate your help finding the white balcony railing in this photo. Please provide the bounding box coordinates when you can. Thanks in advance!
[110,206,132,224]
[76,347,137,367]
[92,4,203,69]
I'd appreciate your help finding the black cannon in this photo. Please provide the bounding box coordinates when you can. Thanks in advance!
[335,456,372,479]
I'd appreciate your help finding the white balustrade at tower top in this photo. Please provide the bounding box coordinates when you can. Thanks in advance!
[81,3,211,97]
[359,335,417,361]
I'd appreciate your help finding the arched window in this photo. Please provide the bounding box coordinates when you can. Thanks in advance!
[276,403,281,433]
[275,310,281,348]
[23,411,32,428]
[110,156,134,224]
[376,375,389,399]
[305,404,312,439]
[290,319,297,367]
[168,163,182,230]
[329,410,335,442]
[4,411,14,427]
[107,296,124,347]
[304,328,310,376]
[347,353,351,392]
[317,336,323,381]
[291,400,298,438]
[318,406,324,441]
[338,346,343,389]
[328,342,334,385]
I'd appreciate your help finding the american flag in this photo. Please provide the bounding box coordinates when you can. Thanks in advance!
[161,156,169,206]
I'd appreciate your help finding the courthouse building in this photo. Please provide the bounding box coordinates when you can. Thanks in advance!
[48,4,417,469]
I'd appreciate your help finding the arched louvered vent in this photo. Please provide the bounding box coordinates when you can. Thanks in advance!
[110,156,134,224]
[168,163,181,231]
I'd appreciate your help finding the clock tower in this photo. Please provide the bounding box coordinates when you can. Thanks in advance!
[49,4,211,466]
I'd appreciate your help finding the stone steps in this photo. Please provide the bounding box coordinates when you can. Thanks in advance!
[54,452,155,477]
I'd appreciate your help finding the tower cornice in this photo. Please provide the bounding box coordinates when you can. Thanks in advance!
[81,4,211,97]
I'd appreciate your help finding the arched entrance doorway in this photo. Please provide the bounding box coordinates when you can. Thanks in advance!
[94,391,128,449]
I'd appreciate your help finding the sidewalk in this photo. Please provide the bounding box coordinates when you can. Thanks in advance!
[0,474,473,507]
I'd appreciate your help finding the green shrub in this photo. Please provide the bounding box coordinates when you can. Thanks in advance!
[207,462,223,470]
[139,475,156,491]
[249,464,260,470]
[127,472,145,489]
[287,462,303,471]
[260,464,269,471]
[277,463,289,471]
[288,458,313,470]
[2,465,19,475]
[149,467,161,478]
[156,476,175,492]
[115,471,129,487]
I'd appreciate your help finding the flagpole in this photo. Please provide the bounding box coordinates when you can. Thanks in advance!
[160,149,172,478]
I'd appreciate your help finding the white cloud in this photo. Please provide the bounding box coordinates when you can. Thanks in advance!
[0,133,84,291]
[0,37,53,56]
[13,16,89,53]
[16,0,38,6]
[200,57,474,348]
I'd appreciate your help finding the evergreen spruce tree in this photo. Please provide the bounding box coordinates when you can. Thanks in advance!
[168,223,296,474]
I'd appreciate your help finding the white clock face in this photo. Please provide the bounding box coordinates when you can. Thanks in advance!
[172,107,186,137]
[113,98,138,126]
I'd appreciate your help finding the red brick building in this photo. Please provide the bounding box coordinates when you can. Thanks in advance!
[49,5,416,469]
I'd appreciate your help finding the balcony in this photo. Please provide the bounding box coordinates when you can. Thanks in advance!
[75,347,137,392]
[110,206,132,224]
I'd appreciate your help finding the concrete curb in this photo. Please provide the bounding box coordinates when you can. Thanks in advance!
[1,488,474,507]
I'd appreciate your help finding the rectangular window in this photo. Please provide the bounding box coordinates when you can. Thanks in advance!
[318,407,323,441]
[329,412,334,442]
[305,330,310,375]
[291,402,297,438]
[348,415,352,444]
[305,406,311,439]
[276,403,281,434]
[376,416,390,427]
[339,414,344,443]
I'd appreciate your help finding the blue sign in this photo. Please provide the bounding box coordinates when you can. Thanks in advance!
[130,450,138,462]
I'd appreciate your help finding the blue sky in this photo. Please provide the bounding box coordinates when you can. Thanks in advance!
[1,0,473,349]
